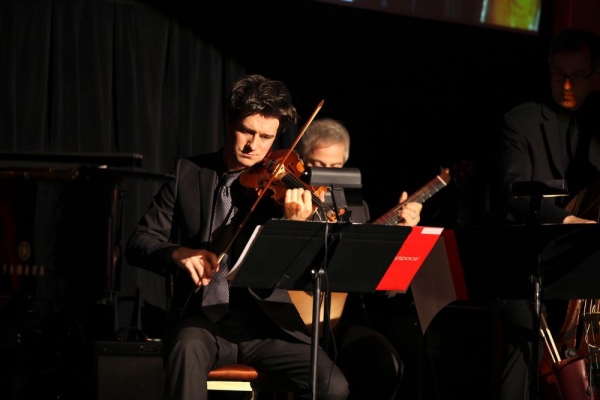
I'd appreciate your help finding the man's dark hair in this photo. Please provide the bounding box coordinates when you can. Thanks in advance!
[549,28,600,67]
[227,74,298,135]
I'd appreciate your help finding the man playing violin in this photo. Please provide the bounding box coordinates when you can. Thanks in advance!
[125,75,349,400]
[295,117,423,400]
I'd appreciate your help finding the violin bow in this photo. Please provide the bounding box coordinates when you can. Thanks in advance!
[280,99,325,167]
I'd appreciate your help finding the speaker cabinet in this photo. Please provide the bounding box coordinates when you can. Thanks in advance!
[95,341,165,400]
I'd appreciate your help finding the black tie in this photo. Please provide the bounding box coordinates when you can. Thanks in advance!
[201,172,239,322]
[567,115,579,161]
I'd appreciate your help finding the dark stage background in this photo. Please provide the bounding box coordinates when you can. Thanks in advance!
[0,0,596,399]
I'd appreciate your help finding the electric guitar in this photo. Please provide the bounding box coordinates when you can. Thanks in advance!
[289,167,452,332]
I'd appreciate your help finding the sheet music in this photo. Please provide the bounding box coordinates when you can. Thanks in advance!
[226,224,263,282]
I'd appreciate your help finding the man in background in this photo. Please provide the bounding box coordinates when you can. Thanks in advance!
[492,28,600,400]
[295,117,422,399]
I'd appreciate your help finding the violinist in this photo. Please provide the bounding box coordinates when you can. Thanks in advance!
[491,28,600,400]
[125,75,349,400]
[295,117,423,399]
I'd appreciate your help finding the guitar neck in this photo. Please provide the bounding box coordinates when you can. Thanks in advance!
[372,172,449,226]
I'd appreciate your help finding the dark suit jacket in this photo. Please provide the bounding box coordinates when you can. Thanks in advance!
[125,150,311,344]
[494,100,599,224]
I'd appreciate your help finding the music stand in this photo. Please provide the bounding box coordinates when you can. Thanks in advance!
[509,180,569,400]
[228,219,411,399]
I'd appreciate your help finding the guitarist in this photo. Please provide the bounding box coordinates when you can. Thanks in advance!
[294,117,423,400]
[492,28,600,400]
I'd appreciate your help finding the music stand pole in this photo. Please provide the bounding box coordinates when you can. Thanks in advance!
[309,219,336,400]
[309,266,324,400]
[527,195,543,400]
[530,274,541,400]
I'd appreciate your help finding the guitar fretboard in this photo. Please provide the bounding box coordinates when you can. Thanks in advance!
[372,170,450,226]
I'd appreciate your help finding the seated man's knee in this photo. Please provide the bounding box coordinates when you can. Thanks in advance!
[169,326,213,367]
[318,368,349,399]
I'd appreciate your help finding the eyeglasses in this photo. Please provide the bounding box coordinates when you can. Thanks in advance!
[550,69,595,84]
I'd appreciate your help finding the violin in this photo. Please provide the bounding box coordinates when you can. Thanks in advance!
[239,149,341,222]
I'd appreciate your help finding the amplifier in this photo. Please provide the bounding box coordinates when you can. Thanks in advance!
[95,340,165,400]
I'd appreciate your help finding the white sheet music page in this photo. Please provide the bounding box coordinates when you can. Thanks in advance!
[226,224,263,282]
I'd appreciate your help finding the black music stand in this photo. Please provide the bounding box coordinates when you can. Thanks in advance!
[508,180,568,400]
[228,219,410,400]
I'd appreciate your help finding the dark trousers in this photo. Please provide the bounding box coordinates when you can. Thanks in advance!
[336,325,402,400]
[164,312,349,400]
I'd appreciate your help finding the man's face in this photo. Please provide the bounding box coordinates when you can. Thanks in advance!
[226,113,279,170]
[304,141,346,168]
[549,49,597,111]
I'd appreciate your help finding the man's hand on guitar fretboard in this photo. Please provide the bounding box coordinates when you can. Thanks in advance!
[395,191,423,226]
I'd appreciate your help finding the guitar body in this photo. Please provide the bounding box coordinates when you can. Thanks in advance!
[287,291,348,334]
[289,168,451,332]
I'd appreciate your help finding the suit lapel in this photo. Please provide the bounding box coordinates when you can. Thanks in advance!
[199,168,218,243]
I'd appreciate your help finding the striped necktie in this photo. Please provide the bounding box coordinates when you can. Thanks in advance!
[201,172,239,322]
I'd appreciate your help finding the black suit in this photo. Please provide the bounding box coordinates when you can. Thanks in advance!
[493,99,600,224]
[126,150,349,400]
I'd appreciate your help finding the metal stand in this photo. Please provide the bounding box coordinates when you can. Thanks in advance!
[309,266,324,400]
[523,186,566,400]
[531,271,542,400]
[309,221,334,400]
[528,194,543,400]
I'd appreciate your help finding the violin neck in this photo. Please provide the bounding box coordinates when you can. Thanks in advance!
[280,173,338,221]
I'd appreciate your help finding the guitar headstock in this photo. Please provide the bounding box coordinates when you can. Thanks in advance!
[438,167,451,186]
[444,159,475,187]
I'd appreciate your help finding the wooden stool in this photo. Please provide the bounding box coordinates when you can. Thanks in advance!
[207,364,259,399]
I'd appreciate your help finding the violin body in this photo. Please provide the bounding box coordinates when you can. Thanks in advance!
[239,149,338,222]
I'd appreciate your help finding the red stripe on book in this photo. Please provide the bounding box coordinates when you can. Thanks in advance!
[376,226,442,291]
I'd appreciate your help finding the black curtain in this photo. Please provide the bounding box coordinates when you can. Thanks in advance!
[0,0,252,342]
[0,0,555,341]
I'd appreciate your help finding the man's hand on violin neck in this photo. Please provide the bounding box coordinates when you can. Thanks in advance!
[284,188,313,221]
